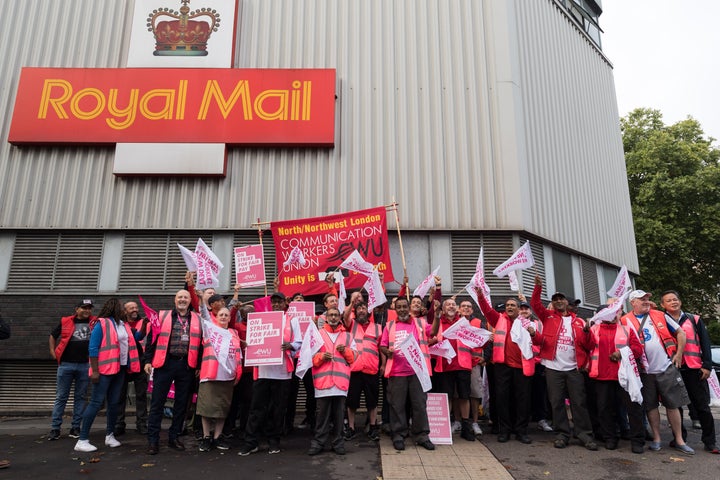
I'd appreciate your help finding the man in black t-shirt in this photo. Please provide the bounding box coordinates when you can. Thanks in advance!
[47,299,96,441]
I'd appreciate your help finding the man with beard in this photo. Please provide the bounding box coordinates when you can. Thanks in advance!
[114,300,150,436]
[344,300,383,441]
[380,297,434,451]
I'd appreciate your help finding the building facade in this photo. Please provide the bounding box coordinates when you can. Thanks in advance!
[0,0,634,407]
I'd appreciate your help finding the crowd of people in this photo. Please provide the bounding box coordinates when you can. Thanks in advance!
[44,271,718,461]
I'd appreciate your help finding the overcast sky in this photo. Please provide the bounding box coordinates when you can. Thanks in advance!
[600,0,720,145]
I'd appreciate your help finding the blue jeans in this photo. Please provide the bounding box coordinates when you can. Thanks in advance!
[80,370,126,440]
[51,362,90,430]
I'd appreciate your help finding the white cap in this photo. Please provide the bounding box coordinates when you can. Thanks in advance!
[629,289,651,301]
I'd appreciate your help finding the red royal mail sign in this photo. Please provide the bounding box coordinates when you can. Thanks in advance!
[9,67,336,146]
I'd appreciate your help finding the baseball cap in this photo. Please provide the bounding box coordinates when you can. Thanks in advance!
[629,290,651,301]
[270,292,287,301]
[75,299,94,308]
[207,294,225,305]
[551,292,566,301]
[567,297,581,306]
[519,301,531,309]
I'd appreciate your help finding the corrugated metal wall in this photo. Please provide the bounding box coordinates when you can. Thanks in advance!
[0,0,637,270]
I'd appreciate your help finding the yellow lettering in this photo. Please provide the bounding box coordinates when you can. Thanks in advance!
[176,80,187,120]
[38,79,72,119]
[70,88,105,120]
[198,80,252,120]
[291,80,301,121]
[106,88,139,130]
[254,90,288,121]
[302,81,312,121]
[139,89,175,120]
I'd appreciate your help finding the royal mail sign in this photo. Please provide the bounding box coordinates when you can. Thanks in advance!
[9,67,336,146]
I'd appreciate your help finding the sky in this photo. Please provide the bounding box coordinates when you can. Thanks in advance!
[600,0,720,144]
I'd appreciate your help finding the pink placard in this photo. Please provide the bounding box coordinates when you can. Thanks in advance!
[286,301,316,338]
[427,392,453,445]
[234,245,266,287]
[244,311,285,366]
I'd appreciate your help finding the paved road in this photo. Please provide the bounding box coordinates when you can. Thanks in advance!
[0,417,381,480]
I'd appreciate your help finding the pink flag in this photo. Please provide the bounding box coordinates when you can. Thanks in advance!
[607,265,632,298]
[363,270,387,311]
[413,266,440,299]
[283,246,309,269]
[492,241,535,278]
[253,295,272,313]
[138,295,161,338]
[340,249,375,276]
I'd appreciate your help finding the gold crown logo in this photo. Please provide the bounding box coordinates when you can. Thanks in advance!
[147,0,221,56]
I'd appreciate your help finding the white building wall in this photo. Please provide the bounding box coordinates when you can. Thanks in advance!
[0,0,637,270]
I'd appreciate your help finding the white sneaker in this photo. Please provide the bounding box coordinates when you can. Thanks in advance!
[471,422,483,436]
[537,419,554,432]
[452,421,461,433]
[74,439,98,452]
[105,433,121,448]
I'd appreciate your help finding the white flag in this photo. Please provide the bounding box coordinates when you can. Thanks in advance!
[590,290,631,325]
[296,320,324,379]
[178,243,197,271]
[442,318,492,348]
[195,238,224,290]
[413,266,440,299]
[199,304,236,376]
[508,271,519,291]
[340,249,375,276]
[364,270,387,312]
[493,241,535,278]
[428,338,456,361]
[337,276,347,314]
[283,246,309,269]
[397,332,432,392]
[607,265,632,298]
[467,248,491,308]
[618,346,643,404]
[510,318,533,360]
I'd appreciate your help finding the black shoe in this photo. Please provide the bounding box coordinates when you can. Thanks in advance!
[516,434,532,444]
[47,429,60,441]
[68,427,80,439]
[113,426,125,437]
[497,433,510,443]
[416,439,435,451]
[584,441,598,451]
[631,444,644,454]
[147,443,159,455]
[333,446,346,455]
[705,444,720,454]
[307,446,322,456]
[554,438,568,449]
[215,437,231,450]
[605,439,618,450]
[344,427,356,441]
[168,438,185,451]
[460,421,476,442]
[238,445,259,456]
[367,426,380,441]
[199,437,212,452]
[393,439,405,451]
[137,425,148,435]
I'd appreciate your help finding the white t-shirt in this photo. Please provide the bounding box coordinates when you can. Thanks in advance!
[636,314,679,374]
[542,316,577,371]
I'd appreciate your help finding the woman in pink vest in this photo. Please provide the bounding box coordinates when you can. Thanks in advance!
[74,298,142,453]
[196,303,242,452]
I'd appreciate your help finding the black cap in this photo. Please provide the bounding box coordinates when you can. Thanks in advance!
[567,298,581,306]
[75,299,94,308]
[270,292,287,301]
[551,292,567,301]
[495,303,506,312]
[519,301,531,309]
[207,294,224,305]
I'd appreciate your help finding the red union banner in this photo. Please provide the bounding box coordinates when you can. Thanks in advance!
[271,207,395,296]
[8,67,335,146]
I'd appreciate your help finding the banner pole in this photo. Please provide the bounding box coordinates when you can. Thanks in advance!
[257,218,268,297]
[391,197,410,301]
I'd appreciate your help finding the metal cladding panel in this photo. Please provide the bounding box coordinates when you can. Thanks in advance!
[512,1,638,270]
[0,0,637,272]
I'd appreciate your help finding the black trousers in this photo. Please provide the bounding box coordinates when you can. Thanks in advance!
[680,368,716,447]
[593,379,644,447]
[116,370,149,430]
[285,369,316,430]
[494,363,532,435]
[546,368,594,443]
[243,378,291,449]
[147,357,195,445]
[311,395,346,450]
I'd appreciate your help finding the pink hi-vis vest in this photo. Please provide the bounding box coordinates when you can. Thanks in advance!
[384,317,431,378]
[152,311,202,369]
[589,323,631,378]
[199,328,243,382]
[492,316,536,376]
[313,329,354,391]
[94,318,141,375]
[350,320,382,374]
[680,314,702,369]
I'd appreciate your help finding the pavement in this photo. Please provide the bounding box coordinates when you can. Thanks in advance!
[2,414,720,480]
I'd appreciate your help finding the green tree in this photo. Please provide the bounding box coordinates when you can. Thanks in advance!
[622,108,720,324]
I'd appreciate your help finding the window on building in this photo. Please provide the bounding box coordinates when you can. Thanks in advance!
[552,249,575,298]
